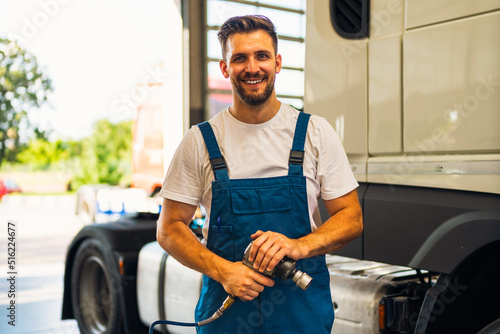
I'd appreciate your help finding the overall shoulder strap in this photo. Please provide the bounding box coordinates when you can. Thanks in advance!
[197,121,229,180]
[288,112,311,176]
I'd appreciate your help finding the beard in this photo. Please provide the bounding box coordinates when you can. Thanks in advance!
[232,74,275,106]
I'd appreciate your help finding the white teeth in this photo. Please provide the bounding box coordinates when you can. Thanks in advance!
[245,79,263,84]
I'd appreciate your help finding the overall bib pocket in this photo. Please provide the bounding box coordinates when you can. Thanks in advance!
[231,185,291,214]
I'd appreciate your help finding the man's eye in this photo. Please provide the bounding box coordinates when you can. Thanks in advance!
[234,56,245,62]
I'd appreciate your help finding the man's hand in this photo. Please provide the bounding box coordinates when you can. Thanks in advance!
[248,231,303,274]
[247,190,363,275]
[158,199,275,302]
[220,261,274,301]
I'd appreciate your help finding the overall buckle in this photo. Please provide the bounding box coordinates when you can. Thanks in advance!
[289,150,304,165]
[210,157,227,171]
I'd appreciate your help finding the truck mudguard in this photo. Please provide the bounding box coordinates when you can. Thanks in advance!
[362,184,500,273]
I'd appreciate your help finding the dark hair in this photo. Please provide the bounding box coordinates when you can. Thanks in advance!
[218,15,278,59]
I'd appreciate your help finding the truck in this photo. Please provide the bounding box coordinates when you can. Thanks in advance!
[61,1,500,333]
[74,81,164,224]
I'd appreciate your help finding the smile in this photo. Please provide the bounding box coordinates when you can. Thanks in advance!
[244,79,263,85]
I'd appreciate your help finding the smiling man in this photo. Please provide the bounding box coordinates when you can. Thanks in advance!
[157,15,363,333]
[220,26,281,117]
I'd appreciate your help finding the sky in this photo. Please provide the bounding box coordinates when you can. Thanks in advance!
[0,0,169,140]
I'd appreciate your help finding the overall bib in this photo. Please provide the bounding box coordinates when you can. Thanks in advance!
[195,112,334,334]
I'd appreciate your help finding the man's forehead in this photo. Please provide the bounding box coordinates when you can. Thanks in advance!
[226,30,275,51]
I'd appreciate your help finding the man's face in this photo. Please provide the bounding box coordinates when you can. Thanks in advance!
[220,30,282,107]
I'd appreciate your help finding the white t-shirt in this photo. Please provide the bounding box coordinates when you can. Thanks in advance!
[160,103,358,240]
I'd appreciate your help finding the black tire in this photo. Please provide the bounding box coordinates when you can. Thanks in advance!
[478,318,500,334]
[71,239,122,334]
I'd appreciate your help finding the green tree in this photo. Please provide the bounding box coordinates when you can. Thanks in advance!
[0,37,53,168]
[71,119,132,189]
[17,138,72,170]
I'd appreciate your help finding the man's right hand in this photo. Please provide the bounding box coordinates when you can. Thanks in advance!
[157,199,274,301]
[220,261,275,301]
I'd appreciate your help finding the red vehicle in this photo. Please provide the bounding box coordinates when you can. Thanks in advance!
[0,181,6,199]
[0,179,22,199]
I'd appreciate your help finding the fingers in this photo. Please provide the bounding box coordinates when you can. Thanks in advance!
[249,231,296,272]
[238,271,275,301]
[251,230,264,240]
[219,231,302,301]
[254,242,279,273]
[221,262,274,301]
[249,230,266,261]
[263,247,288,273]
[251,269,275,288]
[236,276,262,301]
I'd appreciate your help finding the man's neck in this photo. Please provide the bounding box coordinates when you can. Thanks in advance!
[229,97,281,124]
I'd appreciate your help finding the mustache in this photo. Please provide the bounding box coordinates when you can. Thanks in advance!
[239,73,268,80]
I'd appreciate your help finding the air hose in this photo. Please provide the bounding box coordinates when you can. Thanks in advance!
[149,294,236,333]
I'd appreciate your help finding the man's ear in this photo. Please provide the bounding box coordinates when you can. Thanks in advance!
[275,54,282,74]
[219,59,229,78]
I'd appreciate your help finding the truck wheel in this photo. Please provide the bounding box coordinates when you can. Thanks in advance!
[478,318,500,334]
[71,239,122,334]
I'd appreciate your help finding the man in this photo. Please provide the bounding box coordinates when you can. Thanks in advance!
[157,15,362,333]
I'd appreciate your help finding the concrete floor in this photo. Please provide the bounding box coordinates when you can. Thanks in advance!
[0,195,83,334]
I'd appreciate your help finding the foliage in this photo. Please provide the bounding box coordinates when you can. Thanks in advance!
[16,138,76,170]
[70,119,132,189]
[3,118,133,191]
[0,37,53,168]
[0,38,133,188]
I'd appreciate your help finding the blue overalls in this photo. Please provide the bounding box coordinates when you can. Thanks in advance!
[195,112,334,334]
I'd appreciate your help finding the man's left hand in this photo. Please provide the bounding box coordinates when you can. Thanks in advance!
[249,230,303,273]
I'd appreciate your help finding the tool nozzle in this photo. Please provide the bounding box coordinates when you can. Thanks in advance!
[292,270,312,290]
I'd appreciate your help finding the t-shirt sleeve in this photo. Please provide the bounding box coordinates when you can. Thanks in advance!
[159,126,207,206]
[314,118,359,200]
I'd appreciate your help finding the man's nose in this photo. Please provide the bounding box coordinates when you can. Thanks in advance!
[245,57,259,73]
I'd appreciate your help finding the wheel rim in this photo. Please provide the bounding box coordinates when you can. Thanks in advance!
[78,255,112,333]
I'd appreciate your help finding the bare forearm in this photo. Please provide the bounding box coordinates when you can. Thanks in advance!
[157,198,283,299]
[297,205,363,258]
[249,195,363,273]
[157,219,230,282]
